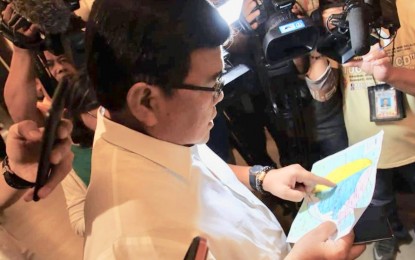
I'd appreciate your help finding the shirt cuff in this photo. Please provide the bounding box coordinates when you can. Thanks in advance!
[305,65,338,102]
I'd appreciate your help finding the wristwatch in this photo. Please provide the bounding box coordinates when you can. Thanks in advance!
[249,165,273,194]
[2,156,35,189]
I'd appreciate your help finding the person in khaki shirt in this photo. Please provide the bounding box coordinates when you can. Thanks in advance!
[300,2,415,259]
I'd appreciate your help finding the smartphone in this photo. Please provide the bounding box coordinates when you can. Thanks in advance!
[33,77,70,201]
[183,236,209,260]
[353,205,394,244]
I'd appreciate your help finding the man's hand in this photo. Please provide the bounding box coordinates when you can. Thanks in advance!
[344,44,392,83]
[287,222,366,260]
[6,120,73,201]
[1,3,40,46]
[262,164,335,202]
[241,0,260,30]
[321,6,343,30]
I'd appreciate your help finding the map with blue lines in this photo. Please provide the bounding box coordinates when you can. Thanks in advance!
[287,131,384,243]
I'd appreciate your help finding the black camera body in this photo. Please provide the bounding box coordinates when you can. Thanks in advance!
[0,0,81,53]
[317,0,400,63]
[246,0,400,64]
[256,0,320,64]
[0,0,82,97]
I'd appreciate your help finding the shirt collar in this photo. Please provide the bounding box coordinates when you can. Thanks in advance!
[96,112,194,180]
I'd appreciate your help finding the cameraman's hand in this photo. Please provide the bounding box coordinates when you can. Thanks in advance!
[321,6,343,30]
[6,120,74,201]
[286,222,366,260]
[291,3,305,18]
[344,44,392,83]
[262,164,335,202]
[1,3,40,44]
[242,0,260,29]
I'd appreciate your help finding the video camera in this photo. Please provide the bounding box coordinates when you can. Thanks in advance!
[254,0,320,64]
[238,0,400,64]
[0,0,80,55]
[0,0,82,97]
[317,0,400,63]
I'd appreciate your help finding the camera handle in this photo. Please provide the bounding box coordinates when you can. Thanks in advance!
[31,51,58,98]
[250,33,279,117]
[250,32,312,169]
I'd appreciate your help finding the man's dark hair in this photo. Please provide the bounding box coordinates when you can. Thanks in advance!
[65,68,99,147]
[86,0,230,111]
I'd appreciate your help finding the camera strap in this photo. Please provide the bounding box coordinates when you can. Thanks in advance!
[239,13,255,35]
[238,0,266,35]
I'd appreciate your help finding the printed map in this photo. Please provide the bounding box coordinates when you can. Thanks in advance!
[287,131,384,242]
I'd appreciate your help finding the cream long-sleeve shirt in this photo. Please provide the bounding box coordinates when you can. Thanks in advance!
[83,112,290,259]
[61,169,87,237]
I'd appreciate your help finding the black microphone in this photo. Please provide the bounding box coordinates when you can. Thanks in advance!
[346,4,371,56]
[12,0,72,34]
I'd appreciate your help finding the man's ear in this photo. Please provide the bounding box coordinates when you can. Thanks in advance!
[126,82,158,127]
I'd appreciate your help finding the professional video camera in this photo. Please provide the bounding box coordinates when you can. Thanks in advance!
[239,0,400,64]
[0,0,82,97]
[317,0,400,63]
[226,0,400,168]
[0,0,80,55]
[246,0,320,64]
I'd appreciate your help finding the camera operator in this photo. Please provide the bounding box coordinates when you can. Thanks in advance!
[304,48,348,160]
[2,2,97,237]
[0,119,73,259]
[309,2,415,259]
[213,0,280,168]
[2,4,78,126]
[239,0,348,168]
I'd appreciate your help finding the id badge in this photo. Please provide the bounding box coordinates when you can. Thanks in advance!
[368,84,406,122]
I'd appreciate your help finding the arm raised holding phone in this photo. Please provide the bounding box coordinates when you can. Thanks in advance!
[0,119,73,208]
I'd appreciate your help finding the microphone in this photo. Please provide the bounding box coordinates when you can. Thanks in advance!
[3,0,74,98]
[346,4,371,56]
[12,0,72,34]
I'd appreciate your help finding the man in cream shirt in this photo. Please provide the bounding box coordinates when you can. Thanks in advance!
[83,0,365,259]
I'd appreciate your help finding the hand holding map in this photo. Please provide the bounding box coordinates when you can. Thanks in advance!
[287,131,384,243]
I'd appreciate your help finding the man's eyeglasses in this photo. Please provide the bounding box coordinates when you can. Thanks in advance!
[172,79,224,99]
[87,111,98,118]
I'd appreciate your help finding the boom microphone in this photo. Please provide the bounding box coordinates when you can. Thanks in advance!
[1,0,75,99]
[12,0,71,34]
[346,4,371,56]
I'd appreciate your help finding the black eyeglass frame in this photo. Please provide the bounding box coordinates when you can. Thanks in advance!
[171,79,224,99]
